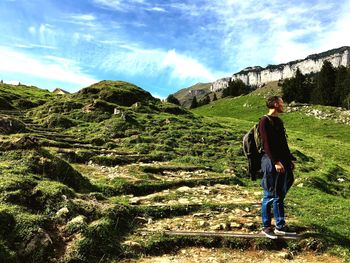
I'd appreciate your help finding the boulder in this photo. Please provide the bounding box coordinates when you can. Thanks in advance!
[0,116,26,134]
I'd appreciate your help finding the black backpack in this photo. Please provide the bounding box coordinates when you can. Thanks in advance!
[242,115,272,180]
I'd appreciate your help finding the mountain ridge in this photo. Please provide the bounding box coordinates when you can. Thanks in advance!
[172,46,350,107]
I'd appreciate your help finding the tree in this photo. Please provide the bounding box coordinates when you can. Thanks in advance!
[334,66,348,106]
[313,61,336,106]
[166,94,180,105]
[190,96,198,109]
[340,69,350,109]
[212,93,218,101]
[222,79,249,98]
[282,68,312,103]
[198,94,210,106]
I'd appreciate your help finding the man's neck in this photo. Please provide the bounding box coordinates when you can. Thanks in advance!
[267,109,279,117]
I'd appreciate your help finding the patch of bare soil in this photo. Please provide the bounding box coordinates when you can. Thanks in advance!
[127,184,262,206]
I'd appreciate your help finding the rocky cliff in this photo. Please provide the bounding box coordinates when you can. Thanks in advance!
[210,46,350,92]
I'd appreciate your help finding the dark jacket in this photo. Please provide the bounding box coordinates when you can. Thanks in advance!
[259,115,295,164]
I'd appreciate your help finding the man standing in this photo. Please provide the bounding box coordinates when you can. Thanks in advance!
[259,96,296,239]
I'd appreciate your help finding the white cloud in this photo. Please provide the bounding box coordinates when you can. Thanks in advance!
[28,26,36,34]
[146,7,166,12]
[73,33,94,43]
[93,0,124,10]
[101,45,222,83]
[198,0,345,70]
[0,46,97,86]
[161,50,216,81]
[39,24,55,34]
[14,43,56,49]
[70,14,96,21]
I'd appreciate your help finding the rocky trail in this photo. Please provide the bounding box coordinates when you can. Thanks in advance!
[0,110,343,262]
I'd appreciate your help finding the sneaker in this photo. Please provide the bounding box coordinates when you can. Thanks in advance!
[261,226,278,239]
[274,226,297,235]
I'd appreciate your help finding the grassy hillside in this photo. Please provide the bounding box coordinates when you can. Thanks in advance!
[193,93,350,260]
[0,83,52,110]
[0,80,349,262]
[0,81,244,262]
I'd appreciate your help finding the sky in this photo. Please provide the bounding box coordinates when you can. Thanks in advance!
[0,0,350,98]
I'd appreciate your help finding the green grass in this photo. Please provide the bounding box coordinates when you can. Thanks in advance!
[193,93,350,260]
[0,83,52,110]
[1,80,350,261]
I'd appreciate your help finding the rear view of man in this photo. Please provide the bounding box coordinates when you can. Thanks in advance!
[259,96,296,239]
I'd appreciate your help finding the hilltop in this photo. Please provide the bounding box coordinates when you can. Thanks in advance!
[0,83,53,110]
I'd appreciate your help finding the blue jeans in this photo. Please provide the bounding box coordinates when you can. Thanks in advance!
[261,154,294,229]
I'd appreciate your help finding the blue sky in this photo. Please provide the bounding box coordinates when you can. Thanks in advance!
[0,0,349,98]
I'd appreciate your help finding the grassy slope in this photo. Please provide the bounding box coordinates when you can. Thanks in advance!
[193,93,350,259]
[0,81,243,262]
[1,80,349,261]
[0,83,52,110]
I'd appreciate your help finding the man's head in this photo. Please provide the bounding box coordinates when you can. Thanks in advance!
[266,96,284,113]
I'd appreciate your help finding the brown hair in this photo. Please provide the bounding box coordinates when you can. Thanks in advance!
[266,96,282,109]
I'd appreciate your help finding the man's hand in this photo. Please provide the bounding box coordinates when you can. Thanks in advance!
[275,161,285,173]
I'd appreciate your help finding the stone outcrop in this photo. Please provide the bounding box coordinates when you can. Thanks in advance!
[211,46,350,92]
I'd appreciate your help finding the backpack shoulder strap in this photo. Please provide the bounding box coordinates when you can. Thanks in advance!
[263,115,274,126]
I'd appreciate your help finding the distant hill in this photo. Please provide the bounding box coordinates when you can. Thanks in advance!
[172,82,214,108]
[0,83,52,110]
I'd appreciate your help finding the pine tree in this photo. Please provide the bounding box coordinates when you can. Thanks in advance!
[166,94,180,105]
[340,69,350,109]
[334,66,348,106]
[212,93,218,101]
[190,96,198,109]
[294,68,308,102]
[314,61,336,106]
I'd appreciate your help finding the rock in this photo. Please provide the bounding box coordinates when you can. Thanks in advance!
[277,251,293,260]
[230,222,242,228]
[212,47,350,88]
[135,217,148,224]
[122,240,142,251]
[0,116,26,134]
[198,220,209,227]
[66,215,87,234]
[20,228,52,256]
[193,213,206,217]
[176,186,191,193]
[68,215,86,225]
[210,223,225,231]
[56,207,69,218]
[129,197,141,205]
[178,198,190,204]
[223,169,235,175]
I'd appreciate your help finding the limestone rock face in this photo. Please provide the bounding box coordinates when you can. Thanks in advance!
[210,46,350,91]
